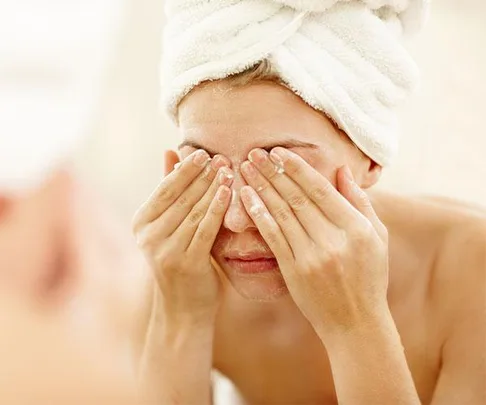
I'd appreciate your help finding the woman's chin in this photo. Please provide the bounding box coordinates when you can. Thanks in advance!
[223,271,289,302]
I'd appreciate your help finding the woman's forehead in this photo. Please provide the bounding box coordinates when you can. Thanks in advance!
[177,80,347,161]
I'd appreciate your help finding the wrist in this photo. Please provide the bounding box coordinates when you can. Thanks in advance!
[317,304,397,349]
[316,307,419,405]
[151,284,218,329]
[140,294,215,405]
[148,298,216,360]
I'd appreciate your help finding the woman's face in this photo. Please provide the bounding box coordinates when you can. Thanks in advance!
[178,80,377,301]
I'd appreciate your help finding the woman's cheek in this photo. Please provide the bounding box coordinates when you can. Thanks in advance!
[294,148,339,187]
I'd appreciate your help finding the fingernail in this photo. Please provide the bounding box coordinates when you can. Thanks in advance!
[193,150,211,167]
[248,149,268,164]
[241,161,257,178]
[173,162,182,170]
[211,155,229,170]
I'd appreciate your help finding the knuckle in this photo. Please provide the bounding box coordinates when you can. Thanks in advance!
[175,194,190,209]
[299,253,323,275]
[153,249,175,271]
[157,185,176,203]
[135,226,157,252]
[320,247,343,267]
[187,208,205,226]
[267,167,281,180]
[145,200,163,219]
[200,165,215,184]
[259,217,280,245]
[285,159,303,176]
[265,228,280,246]
[309,183,331,203]
[273,206,292,223]
[349,220,375,245]
[287,193,309,211]
[325,248,343,265]
[152,240,189,274]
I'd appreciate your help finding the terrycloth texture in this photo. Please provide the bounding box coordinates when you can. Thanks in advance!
[161,0,429,166]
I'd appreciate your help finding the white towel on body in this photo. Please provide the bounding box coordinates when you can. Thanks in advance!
[161,0,429,166]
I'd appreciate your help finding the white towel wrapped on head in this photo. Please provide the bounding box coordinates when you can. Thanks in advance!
[161,0,429,166]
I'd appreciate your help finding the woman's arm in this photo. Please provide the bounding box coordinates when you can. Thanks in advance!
[238,147,421,404]
[132,149,233,404]
[321,308,420,405]
[139,287,215,405]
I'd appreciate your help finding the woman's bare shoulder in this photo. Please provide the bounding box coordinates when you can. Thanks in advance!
[393,192,486,308]
[383,191,485,328]
[371,188,485,280]
[370,189,486,230]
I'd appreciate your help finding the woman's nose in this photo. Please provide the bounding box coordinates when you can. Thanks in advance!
[223,171,257,233]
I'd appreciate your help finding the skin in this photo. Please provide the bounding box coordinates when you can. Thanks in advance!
[0,169,146,365]
[0,294,139,405]
[0,170,149,403]
[0,171,69,303]
[135,81,486,405]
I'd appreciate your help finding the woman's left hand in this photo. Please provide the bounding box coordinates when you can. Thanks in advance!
[239,147,390,339]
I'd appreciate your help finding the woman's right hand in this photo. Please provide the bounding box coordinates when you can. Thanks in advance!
[132,149,233,324]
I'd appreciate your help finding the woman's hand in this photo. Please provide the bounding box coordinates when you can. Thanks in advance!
[132,149,234,324]
[239,147,389,339]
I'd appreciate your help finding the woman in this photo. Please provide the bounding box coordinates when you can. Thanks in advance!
[134,1,486,404]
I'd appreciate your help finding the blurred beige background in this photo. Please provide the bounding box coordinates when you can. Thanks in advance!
[75,0,486,223]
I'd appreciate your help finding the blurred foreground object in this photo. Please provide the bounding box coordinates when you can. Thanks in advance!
[0,0,148,376]
[0,294,139,405]
[0,0,124,193]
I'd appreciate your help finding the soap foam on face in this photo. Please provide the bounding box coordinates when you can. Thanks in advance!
[275,164,285,175]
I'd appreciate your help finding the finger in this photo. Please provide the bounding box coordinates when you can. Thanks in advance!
[240,160,315,249]
[266,147,362,230]
[244,150,337,241]
[160,156,232,235]
[337,166,388,239]
[174,167,234,250]
[164,150,180,176]
[210,256,228,284]
[143,165,233,246]
[188,185,231,253]
[132,149,211,228]
[240,186,295,261]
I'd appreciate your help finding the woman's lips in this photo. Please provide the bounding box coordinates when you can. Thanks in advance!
[224,257,279,274]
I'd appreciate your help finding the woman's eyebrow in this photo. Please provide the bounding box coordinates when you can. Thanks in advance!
[177,139,319,156]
